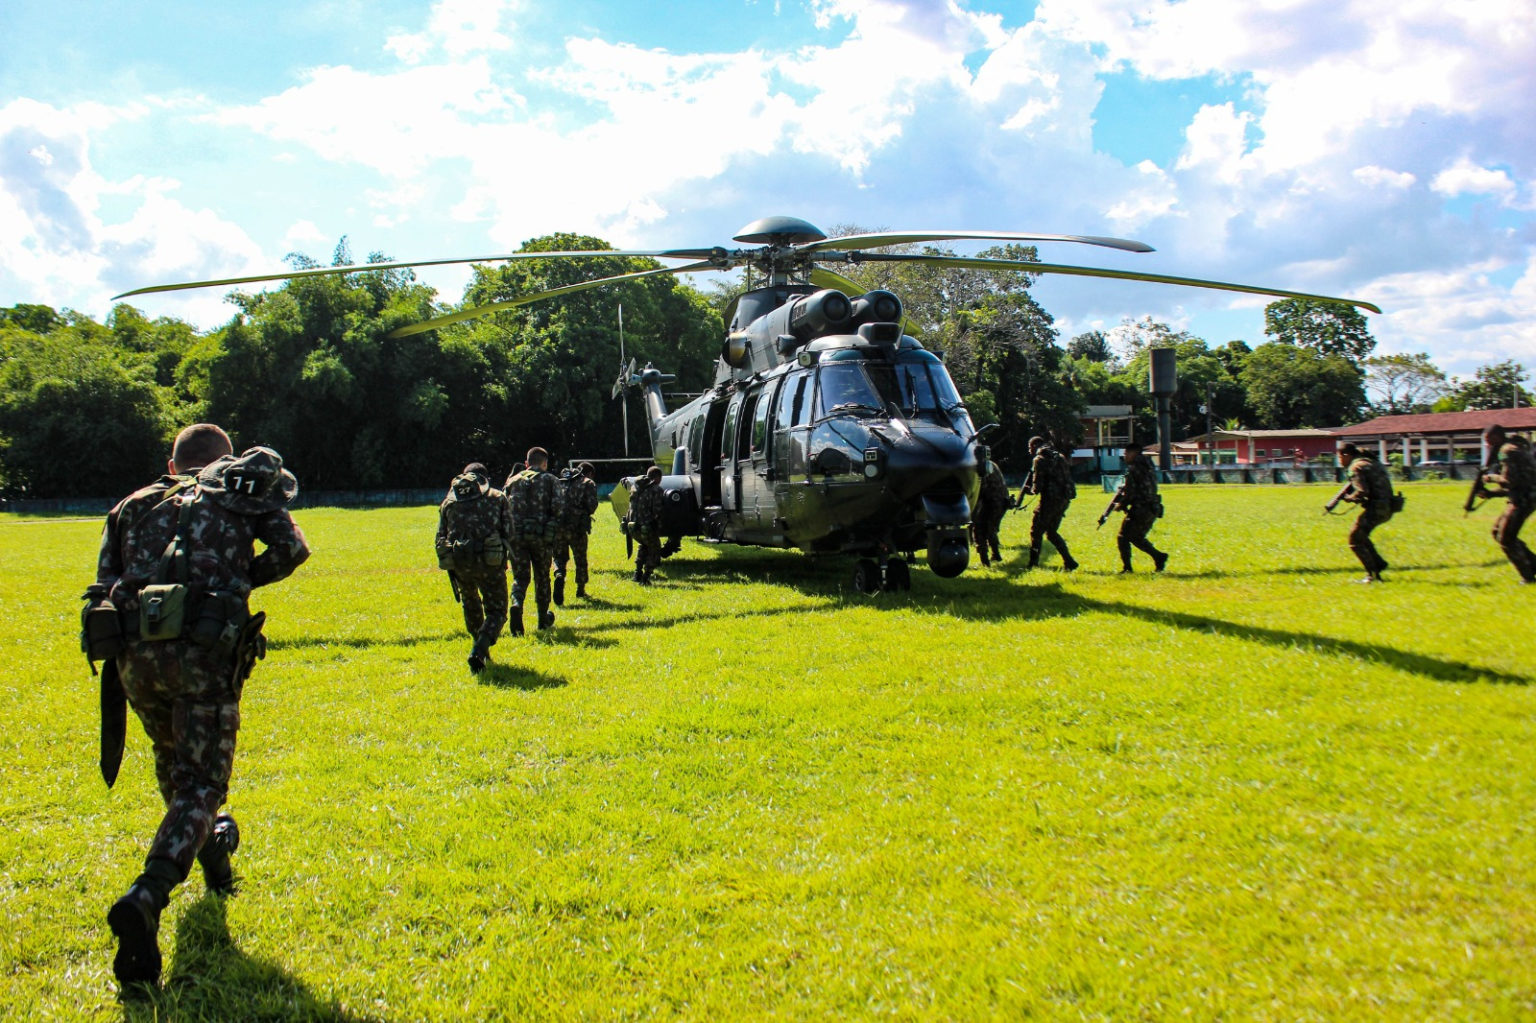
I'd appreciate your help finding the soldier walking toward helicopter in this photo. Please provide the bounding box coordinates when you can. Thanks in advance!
[505,448,562,632]
[1017,436,1079,571]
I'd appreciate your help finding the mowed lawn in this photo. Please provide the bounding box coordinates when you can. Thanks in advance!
[1,481,1532,1020]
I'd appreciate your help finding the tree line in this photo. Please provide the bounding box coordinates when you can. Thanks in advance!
[2,234,1530,498]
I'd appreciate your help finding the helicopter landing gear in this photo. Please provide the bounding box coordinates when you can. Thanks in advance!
[853,556,911,593]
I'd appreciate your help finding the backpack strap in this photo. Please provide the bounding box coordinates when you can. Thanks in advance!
[154,491,199,586]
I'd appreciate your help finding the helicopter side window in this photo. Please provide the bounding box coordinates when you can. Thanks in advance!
[777,373,807,433]
[751,384,775,456]
[736,394,758,461]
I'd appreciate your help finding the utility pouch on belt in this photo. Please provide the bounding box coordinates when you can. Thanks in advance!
[436,542,456,571]
[81,586,126,666]
[1391,492,1406,514]
[190,590,249,659]
[481,535,505,566]
[1155,495,1165,519]
[139,583,189,641]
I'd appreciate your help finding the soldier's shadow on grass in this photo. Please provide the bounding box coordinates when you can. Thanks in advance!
[478,662,569,690]
[942,579,1528,686]
[123,895,360,1022]
[267,629,466,651]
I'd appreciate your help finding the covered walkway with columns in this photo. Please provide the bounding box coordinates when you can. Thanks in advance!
[1329,408,1536,466]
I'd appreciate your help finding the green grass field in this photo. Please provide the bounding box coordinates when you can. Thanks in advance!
[2,481,1533,1020]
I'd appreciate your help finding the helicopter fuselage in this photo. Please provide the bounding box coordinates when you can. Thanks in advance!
[615,284,984,579]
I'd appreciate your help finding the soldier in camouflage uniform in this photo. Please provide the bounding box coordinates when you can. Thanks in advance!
[629,466,666,584]
[93,428,309,988]
[505,447,562,631]
[971,455,1009,567]
[1478,426,1536,584]
[436,462,511,672]
[1018,436,1079,571]
[553,462,601,604]
[1335,442,1395,582]
[1110,441,1168,573]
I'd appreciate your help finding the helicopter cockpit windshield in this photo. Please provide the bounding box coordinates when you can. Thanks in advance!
[814,350,969,430]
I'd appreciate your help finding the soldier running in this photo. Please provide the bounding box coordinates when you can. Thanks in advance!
[436,462,511,672]
[1017,435,1079,571]
[553,461,601,604]
[1477,425,1536,584]
[1106,441,1168,573]
[505,447,563,631]
[972,454,1009,567]
[89,428,309,989]
[1334,441,1395,583]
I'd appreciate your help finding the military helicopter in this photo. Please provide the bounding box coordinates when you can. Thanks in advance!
[116,214,1380,592]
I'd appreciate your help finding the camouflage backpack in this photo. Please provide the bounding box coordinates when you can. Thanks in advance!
[437,474,507,569]
[508,469,562,543]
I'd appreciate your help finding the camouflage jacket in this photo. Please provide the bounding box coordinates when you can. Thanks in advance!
[1028,446,1075,503]
[1121,456,1159,513]
[630,478,665,538]
[1347,457,1393,507]
[507,468,563,542]
[977,462,1009,514]
[97,474,196,587]
[101,484,310,612]
[1486,442,1536,506]
[558,472,601,532]
[437,479,512,549]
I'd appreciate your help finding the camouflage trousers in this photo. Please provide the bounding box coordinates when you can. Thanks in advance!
[635,530,662,577]
[1117,508,1163,566]
[1030,498,1074,561]
[456,563,508,654]
[117,640,241,883]
[510,538,554,609]
[553,530,590,588]
[1492,501,1535,583]
[1348,504,1393,575]
[972,505,1005,562]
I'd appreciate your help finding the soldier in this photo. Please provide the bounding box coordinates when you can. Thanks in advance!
[1107,441,1168,573]
[88,429,309,988]
[435,462,511,672]
[505,447,562,631]
[971,453,1009,567]
[1477,426,1536,584]
[1334,441,1395,582]
[629,466,665,584]
[553,462,601,604]
[1016,435,1079,571]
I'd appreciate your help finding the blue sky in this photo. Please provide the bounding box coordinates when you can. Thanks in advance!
[3,0,1532,379]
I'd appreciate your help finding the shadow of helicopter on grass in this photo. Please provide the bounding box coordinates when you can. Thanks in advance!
[123,896,361,1022]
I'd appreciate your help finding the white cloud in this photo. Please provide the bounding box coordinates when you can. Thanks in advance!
[385,0,523,64]
[1431,156,1518,204]
[1352,165,1416,190]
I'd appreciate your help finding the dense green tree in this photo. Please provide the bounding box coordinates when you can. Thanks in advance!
[1435,360,1533,412]
[1240,342,1365,428]
[1263,298,1376,365]
[1066,330,1113,364]
[1363,352,1448,414]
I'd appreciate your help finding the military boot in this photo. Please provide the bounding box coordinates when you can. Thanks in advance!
[508,607,524,637]
[1152,550,1169,573]
[108,857,179,988]
[538,606,555,630]
[633,565,645,583]
[553,574,566,607]
[1117,539,1134,573]
[576,582,588,599]
[1026,546,1041,570]
[198,813,240,895]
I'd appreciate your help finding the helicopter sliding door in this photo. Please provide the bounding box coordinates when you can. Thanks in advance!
[719,390,746,515]
[742,379,781,537]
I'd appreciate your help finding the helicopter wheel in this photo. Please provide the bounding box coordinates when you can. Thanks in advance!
[853,558,882,594]
[883,557,911,592]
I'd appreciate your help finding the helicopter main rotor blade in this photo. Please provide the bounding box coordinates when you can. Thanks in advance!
[385,260,720,338]
[808,267,923,337]
[802,231,1155,255]
[850,253,1383,315]
[111,249,716,300]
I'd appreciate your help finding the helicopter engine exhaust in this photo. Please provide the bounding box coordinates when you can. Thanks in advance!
[787,289,852,339]
[848,289,902,327]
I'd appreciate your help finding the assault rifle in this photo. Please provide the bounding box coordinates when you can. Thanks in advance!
[1096,485,1125,529]
[1464,465,1491,515]
[1323,480,1355,514]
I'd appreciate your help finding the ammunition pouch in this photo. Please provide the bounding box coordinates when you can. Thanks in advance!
[190,590,250,660]
[1391,492,1406,514]
[80,587,126,666]
[440,535,506,569]
[138,583,190,642]
[1155,495,1165,519]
